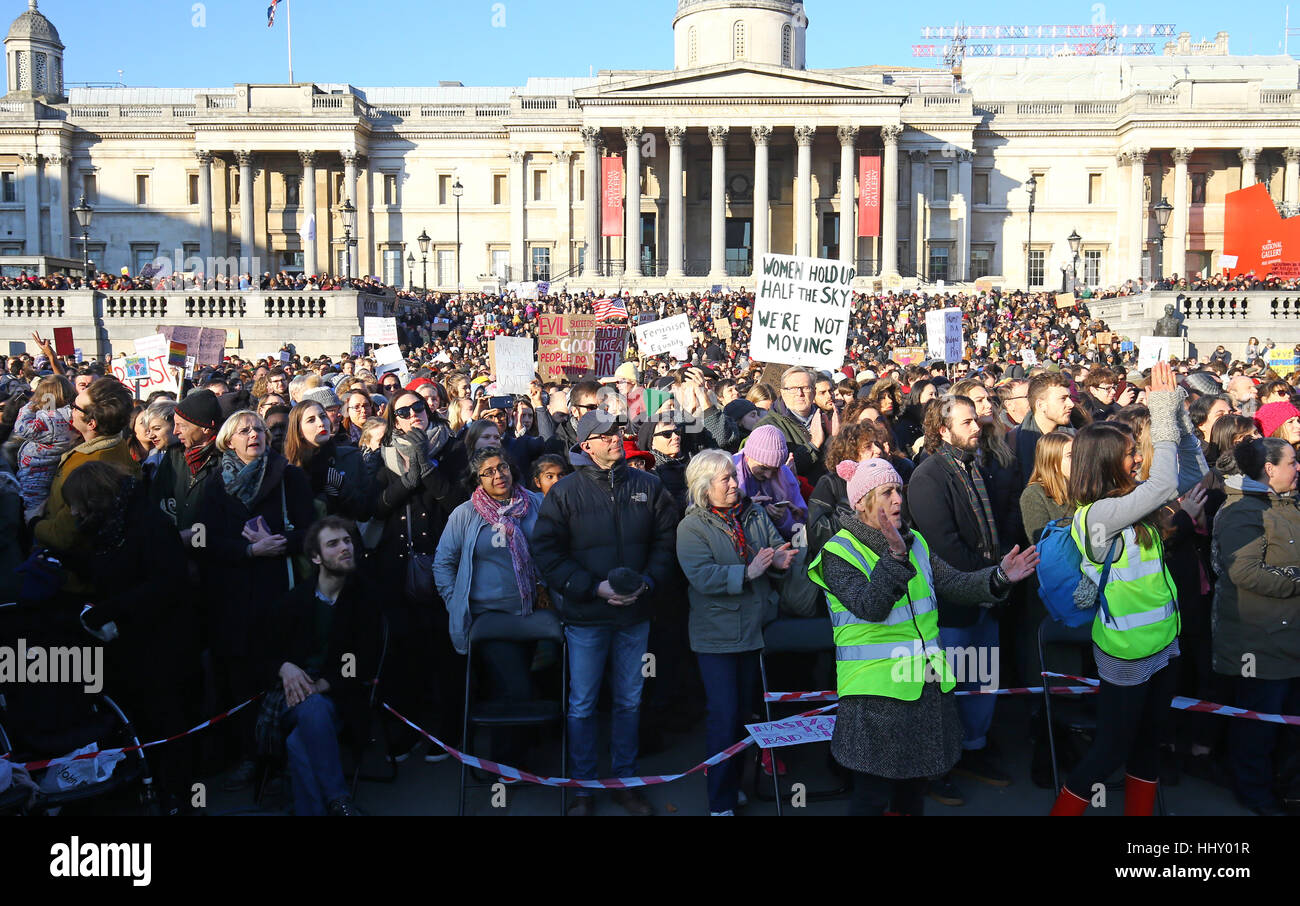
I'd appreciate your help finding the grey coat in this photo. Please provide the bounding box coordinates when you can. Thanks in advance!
[676,499,786,653]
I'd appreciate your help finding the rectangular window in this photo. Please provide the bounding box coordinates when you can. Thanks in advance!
[135,174,149,206]
[188,174,199,205]
[970,248,991,280]
[820,212,839,260]
[232,174,240,200]
[530,246,551,282]
[928,246,949,282]
[1084,249,1102,286]
[182,243,199,269]
[1028,249,1045,288]
[439,174,450,206]
[1088,172,1102,204]
[1,172,15,203]
[1191,173,1207,204]
[533,170,548,202]
[491,249,509,280]
[81,174,97,205]
[932,169,949,200]
[576,169,584,202]
[383,174,398,206]
[972,172,989,205]
[285,175,299,207]
[133,245,158,274]
[493,174,506,205]
[382,248,403,286]
[437,249,455,286]
[574,243,585,272]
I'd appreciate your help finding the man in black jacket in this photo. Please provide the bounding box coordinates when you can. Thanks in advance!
[536,379,600,457]
[532,410,679,816]
[151,388,222,549]
[906,395,1015,800]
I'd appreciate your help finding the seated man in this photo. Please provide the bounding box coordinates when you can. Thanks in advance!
[268,516,381,816]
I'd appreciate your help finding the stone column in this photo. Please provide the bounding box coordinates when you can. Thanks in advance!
[955,150,973,283]
[837,126,857,270]
[881,125,901,277]
[235,150,255,271]
[556,150,572,277]
[298,151,316,276]
[1171,147,1192,281]
[1285,148,1300,210]
[341,150,360,278]
[910,149,927,277]
[580,126,600,277]
[623,126,643,277]
[195,151,213,270]
[1130,147,1148,280]
[794,126,815,257]
[1240,147,1259,188]
[666,126,686,278]
[509,149,525,280]
[20,153,40,256]
[708,125,729,278]
[47,153,68,259]
[751,126,772,266]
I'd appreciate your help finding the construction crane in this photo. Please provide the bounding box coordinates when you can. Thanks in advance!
[913,23,1177,68]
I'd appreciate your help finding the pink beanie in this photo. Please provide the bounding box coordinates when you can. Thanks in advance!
[1256,400,1300,440]
[744,425,789,468]
[837,458,903,509]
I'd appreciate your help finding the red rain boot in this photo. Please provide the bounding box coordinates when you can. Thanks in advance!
[1124,774,1158,816]
[1049,786,1089,816]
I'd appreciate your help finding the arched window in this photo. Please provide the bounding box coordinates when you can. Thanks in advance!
[733,21,746,60]
[782,24,792,66]
[688,27,697,66]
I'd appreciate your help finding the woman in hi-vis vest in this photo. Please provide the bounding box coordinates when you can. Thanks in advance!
[808,459,1039,816]
[1051,361,1207,816]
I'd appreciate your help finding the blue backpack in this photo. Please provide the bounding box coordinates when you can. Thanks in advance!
[1035,516,1121,628]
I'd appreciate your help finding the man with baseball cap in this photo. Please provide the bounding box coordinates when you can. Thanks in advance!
[152,388,224,547]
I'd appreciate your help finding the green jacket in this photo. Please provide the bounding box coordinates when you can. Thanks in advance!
[35,434,140,555]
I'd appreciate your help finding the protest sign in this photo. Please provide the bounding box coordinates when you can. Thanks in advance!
[636,312,657,326]
[924,308,963,364]
[537,313,596,382]
[594,327,627,378]
[124,357,148,380]
[491,335,536,393]
[133,333,168,360]
[350,335,365,358]
[751,253,854,371]
[745,716,837,749]
[1219,254,1238,269]
[1055,292,1076,309]
[1020,348,1039,367]
[376,359,409,389]
[363,316,398,345]
[635,313,692,358]
[1269,347,1298,376]
[1095,331,1113,347]
[74,348,83,364]
[714,317,732,341]
[184,355,195,379]
[53,327,74,356]
[1120,340,1134,353]
[110,353,179,397]
[157,326,225,366]
[1137,336,1170,371]
[975,330,988,348]
[373,344,403,366]
[168,341,187,369]
[974,277,995,293]
[890,346,927,367]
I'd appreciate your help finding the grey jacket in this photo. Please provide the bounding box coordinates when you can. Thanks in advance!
[675,499,786,653]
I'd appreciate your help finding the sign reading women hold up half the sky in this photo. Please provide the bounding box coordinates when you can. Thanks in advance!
[751,253,855,372]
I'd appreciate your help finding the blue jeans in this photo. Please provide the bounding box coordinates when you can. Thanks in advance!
[1230,677,1300,809]
[939,609,999,751]
[565,621,651,786]
[696,651,759,813]
[284,693,347,816]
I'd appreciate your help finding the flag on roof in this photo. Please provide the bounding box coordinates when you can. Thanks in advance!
[267,0,280,27]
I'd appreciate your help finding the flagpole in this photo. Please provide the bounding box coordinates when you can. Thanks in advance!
[286,0,294,83]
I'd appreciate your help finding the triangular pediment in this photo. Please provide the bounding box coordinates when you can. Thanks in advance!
[575,62,909,101]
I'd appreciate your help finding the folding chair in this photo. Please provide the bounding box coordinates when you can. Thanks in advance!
[757,615,848,816]
[458,610,566,816]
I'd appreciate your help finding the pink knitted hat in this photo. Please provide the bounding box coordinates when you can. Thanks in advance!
[744,424,788,468]
[1255,400,1300,440]
[837,458,903,509]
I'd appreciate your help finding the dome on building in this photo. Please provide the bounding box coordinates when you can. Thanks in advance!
[7,1,62,49]
[673,0,808,70]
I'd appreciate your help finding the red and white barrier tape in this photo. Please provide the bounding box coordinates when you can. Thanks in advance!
[1042,671,1300,726]
[765,684,1098,703]
[1,694,263,772]
[382,700,837,789]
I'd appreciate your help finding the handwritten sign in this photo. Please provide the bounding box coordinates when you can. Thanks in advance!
[635,313,692,358]
[157,326,225,366]
[1095,332,1113,347]
[110,354,179,397]
[594,327,627,378]
[751,253,855,371]
[350,335,365,357]
[538,313,596,382]
[1269,347,1297,376]
[1055,292,1077,309]
[491,335,535,393]
[713,317,732,341]
[364,316,398,345]
[1136,336,1170,371]
[890,346,927,367]
[745,715,837,749]
[925,308,963,364]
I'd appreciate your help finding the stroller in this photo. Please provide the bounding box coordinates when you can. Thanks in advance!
[0,600,158,815]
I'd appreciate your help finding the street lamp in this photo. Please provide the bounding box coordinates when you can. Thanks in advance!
[452,178,464,301]
[417,228,430,292]
[1152,196,1174,283]
[406,252,415,291]
[1025,174,1037,291]
[338,199,357,280]
[1067,229,1082,291]
[73,194,93,281]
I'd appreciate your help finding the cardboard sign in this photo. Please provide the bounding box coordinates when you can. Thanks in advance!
[751,253,855,371]
[891,346,927,367]
[157,326,225,366]
[53,327,74,356]
[1095,332,1113,347]
[745,716,837,749]
[594,327,627,378]
[1137,336,1170,371]
[925,308,963,364]
[635,313,692,358]
[1055,292,1076,309]
[974,277,994,293]
[363,316,398,345]
[714,317,732,341]
[538,313,596,382]
[491,335,536,393]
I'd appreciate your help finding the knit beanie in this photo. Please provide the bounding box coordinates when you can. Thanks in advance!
[743,424,788,468]
[175,389,222,431]
[301,386,342,409]
[837,458,903,509]
[1255,400,1300,439]
[723,398,758,426]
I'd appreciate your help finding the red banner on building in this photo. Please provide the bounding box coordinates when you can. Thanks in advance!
[858,155,880,237]
[1223,182,1300,278]
[601,157,623,237]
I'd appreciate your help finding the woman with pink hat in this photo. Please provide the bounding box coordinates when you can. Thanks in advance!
[808,458,1039,815]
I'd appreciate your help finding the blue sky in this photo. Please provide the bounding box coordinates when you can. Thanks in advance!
[30,0,1294,88]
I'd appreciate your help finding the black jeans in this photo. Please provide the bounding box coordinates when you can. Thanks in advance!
[1065,660,1178,796]
[849,771,927,816]
[1230,676,1300,809]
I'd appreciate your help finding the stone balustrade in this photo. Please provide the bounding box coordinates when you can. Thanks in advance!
[1085,290,1300,360]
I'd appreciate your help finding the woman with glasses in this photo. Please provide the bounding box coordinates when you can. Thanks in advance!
[196,409,316,792]
[434,445,545,770]
[636,415,691,512]
[342,391,374,445]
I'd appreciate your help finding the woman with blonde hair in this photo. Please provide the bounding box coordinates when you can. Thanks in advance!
[745,382,777,411]
[1019,431,1074,543]
[12,373,77,522]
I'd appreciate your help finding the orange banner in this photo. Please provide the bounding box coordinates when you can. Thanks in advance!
[1224,182,1300,278]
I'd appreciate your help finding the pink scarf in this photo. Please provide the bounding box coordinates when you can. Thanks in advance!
[471,485,538,614]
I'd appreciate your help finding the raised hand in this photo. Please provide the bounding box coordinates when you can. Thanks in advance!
[1148,360,1177,393]
[999,544,1040,583]
[877,504,906,555]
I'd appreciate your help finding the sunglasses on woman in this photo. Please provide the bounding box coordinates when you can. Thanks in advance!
[393,399,428,419]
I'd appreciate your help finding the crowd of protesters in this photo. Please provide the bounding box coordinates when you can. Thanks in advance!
[2,274,1300,818]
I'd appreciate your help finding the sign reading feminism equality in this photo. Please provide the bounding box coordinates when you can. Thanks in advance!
[751,253,855,371]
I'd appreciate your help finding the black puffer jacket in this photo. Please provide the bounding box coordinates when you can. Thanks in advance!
[531,447,679,627]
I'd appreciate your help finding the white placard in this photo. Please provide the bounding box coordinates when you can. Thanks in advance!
[373,343,403,366]
[1020,348,1039,367]
[376,360,410,389]
[1137,336,1171,371]
[132,333,168,359]
[363,316,398,345]
[976,330,989,348]
[1219,254,1238,269]
[750,253,854,371]
[110,355,179,397]
[635,313,692,358]
[925,307,963,364]
[492,336,535,394]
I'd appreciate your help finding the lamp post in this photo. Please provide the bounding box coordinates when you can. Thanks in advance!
[73,194,93,282]
[406,252,415,291]
[1068,229,1082,292]
[417,228,430,292]
[1152,196,1173,283]
[452,178,464,301]
[338,199,357,280]
[1025,174,1037,291]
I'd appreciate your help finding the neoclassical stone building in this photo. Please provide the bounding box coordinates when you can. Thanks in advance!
[0,0,1298,293]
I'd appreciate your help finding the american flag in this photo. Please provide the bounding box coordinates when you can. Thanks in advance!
[267,0,279,27]
[593,297,627,323]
